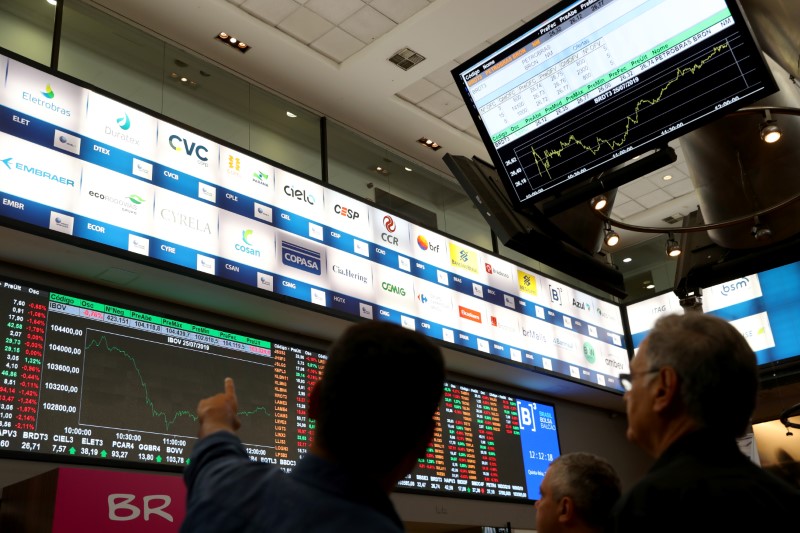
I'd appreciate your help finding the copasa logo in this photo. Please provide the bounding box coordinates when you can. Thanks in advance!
[1,156,75,187]
[381,215,399,246]
[283,185,315,205]
[88,190,145,214]
[116,113,131,130]
[281,240,321,275]
[168,135,209,164]
[235,229,261,257]
[22,83,71,116]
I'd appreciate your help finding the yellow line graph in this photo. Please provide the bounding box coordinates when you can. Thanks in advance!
[530,42,729,180]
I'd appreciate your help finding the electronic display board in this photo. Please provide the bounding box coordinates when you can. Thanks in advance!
[451,0,777,209]
[0,51,628,392]
[0,275,561,502]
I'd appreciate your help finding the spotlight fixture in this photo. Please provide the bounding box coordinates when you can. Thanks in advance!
[590,194,608,211]
[603,222,619,247]
[417,137,442,151]
[286,111,297,118]
[759,109,782,143]
[665,233,681,257]
[751,216,772,241]
[215,32,251,53]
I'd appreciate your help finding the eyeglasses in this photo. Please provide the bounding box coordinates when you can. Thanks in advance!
[618,369,660,392]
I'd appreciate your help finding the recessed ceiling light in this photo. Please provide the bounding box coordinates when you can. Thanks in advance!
[215,32,251,53]
[180,77,188,82]
[662,174,673,180]
[646,283,655,289]
[286,111,297,118]
[47,0,57,5]
[404,167,412,172]
[623,257,632,263]
[418,137,442,151]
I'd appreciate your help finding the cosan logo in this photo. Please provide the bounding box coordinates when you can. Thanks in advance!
[334,204,360,219]
[234,229,261,257]
[1,156,75,187]
[159,209,212,233]
[168,135,209,164]
[22,83,71,116]
[281,240,321,275]
[381,215,399,246]
[283,185,315,205]
[381,281,406,297]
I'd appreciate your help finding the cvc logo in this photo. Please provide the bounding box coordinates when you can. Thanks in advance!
[168,135,209,162]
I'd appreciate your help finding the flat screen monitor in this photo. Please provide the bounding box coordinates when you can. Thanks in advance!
[451,0,777,210]
[0,274,561,502]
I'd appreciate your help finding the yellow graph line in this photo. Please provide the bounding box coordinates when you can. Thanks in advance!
[531,42,728,180]
[87,335,270,431]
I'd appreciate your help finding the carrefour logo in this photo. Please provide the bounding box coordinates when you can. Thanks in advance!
[21,83,71,116]
[381,281,406,297]
[235,229,261,257]
[281,240,321,275]
[1,156,75,187]
[168,135,209,163]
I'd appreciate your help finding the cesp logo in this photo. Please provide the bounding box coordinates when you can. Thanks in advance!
[108,493,173,522]
[283,185,315,205]
[334,204,360,219]
[168,135,209,162]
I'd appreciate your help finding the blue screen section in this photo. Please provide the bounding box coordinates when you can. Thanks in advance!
[517,400,560,499]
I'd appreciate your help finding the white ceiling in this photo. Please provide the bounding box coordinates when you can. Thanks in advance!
[84,0,710,257]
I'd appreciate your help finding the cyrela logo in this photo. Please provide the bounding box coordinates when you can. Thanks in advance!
[281,240,321,275]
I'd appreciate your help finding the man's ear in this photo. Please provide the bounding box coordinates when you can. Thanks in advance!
[557,496,574,524]
[652,366,680,413]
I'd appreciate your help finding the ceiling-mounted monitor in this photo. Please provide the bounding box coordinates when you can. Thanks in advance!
[451,0,778,211]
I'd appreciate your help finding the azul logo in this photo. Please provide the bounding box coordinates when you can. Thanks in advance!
[381,215,399,246]
[159,209,212,233]
[88,190,145,214]
[334,204,360,220]
[283,185,315,205]
[116,113,131,130]
[381,281,407,296]
[22,83,71,116]
[517,271,537,295]
[573,299,591,312]
[281,240,321,275]
[720,277,750,295]
[583,341,596,364]
[168,135,209,163]
[1,156,75,187]
[485,263,510,279]
[235,229,261,257]
[416,235,440,252]
[332,265,368,284]
[549,285,563,305]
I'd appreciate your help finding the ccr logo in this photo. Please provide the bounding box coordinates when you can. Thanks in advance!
[283,185,315,205]
[381,215,399,246]
[334,204,360,219]
[168,135,209,163]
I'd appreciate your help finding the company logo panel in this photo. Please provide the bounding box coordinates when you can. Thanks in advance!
[549,328,581,365]
[409,224,450,269]
[82,92,157,158]
[151,187,219,255]
[323,188,372,240]
[413,278,457,328]
[625,292,682,338]
[371,208,412,255]
[482,256,517,296]
[156,121,219,183]
[447,242,486,283]
[218,145,274,204]
[0,132,82,212]
[372,264,417,316]
[76,163,155,235]
[729,311,776,355]
[275,168,324,220]
[218,209,276,271]
[487,303,523,346]
[1,59,85,132]
[453,292,489,339]
[519,316,557,359]
[703,274,764,312]
[276,230,327,285]
[327,247,374,301]
[516,268,542,303]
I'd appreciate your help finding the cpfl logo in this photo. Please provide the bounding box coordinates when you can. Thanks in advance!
[168,135,209,162]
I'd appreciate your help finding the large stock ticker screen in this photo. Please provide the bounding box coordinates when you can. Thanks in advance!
[0,277,560,501]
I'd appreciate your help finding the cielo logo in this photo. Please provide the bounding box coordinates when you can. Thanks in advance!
[281,240,321,275]
[116,113,131,130]
[168,134,209,164]
[88,190,146,214]
[235,229,261,257]
[381,215,399,246]
[381,281,406,297]
[159,209,212,234]
[283,185,315,205]
[334,204,360,220]
[22,82,71,116]
[1,156,75,187]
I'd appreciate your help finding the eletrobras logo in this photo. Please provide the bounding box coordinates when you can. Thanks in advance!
[448,244,478,274]
[88,190,146,214]
[517,271,537,296]
[281,239,322,275]
[1,155,76,187]
[22,82,71,117]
